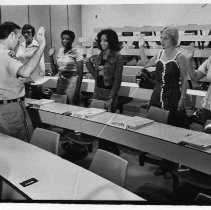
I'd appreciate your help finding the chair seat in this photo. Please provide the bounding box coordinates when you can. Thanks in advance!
[173,169,211,190]
[60,141,88,161]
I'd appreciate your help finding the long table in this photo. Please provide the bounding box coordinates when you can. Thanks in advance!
[0,132,143,201]
[33,76,206,108]
[36,102,211,176]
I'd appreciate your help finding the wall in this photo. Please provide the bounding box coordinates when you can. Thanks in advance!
[1,5,82,66]
[1,4,211,64]
[81,4,211,37]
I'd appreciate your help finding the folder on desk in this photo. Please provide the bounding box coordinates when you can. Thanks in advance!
[126,116,154,129]
[181,132,211,150]
[108,115,154,130]
[28,99,55,109]
[72,108,106,119]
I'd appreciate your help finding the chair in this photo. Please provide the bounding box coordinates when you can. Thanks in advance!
[89,149,128,187]
[203,120,211,134]
[30,127,60,155]
[48,94,67,134]
[50,94,67,104]
[64,99,106,153]
[89,99,105,110]
[122,75,136,83]
[195,193,211,204]
[138,106,170,166]
[146,106,170,124]
[172,119,211,192]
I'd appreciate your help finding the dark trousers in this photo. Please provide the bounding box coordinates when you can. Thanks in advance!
[202,108,211,126]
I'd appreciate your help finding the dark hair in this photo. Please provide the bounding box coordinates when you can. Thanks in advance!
[61,30,75,42]
[22,24,35,37]
[96,29,121,51]
[0,21,21,39]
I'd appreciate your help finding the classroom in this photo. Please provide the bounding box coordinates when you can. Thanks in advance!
[1,1,211,206]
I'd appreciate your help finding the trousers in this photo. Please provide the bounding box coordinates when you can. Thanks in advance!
[57,75,78,104]
[0,101,33,142]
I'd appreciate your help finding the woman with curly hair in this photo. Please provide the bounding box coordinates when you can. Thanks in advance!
[86,28,123,155]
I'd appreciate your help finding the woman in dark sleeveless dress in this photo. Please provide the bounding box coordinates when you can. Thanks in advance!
[138,25,189,178]
[139,25,188,128]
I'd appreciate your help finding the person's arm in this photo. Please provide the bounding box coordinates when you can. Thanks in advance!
[39,54,45,76]
[73,60,84,105]
[104,53,123,111]
[139,46,157,68]
[49,48,58,75]
[177,54,188,111]
[17,27,46,78]
[186,43,206,81]
[17,46,38,60]
[138,35,157,68]
[86,55,98,78]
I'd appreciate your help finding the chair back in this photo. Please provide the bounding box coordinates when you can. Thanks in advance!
[122,75,136,83]
[146,106,169,124]
[89,149,128,187]
[50,94,67,104]
[195,193,211,204]
[90,99,105,109]
[203,120,211,134]
[30,127,60,155]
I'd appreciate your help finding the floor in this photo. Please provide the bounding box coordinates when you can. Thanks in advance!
[58,122,204,204]
[62,139,174,203]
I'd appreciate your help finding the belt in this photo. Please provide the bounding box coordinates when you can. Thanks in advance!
[0,97,25,104]
[60,71,78,78]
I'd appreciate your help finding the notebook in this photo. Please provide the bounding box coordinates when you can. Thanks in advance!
[71,108,106,119]
[108,115,154,130]
[181,132,211,150]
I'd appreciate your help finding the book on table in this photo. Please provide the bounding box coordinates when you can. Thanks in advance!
[181,132,211,150]
[71,108,106,119]
[108,115,154,129]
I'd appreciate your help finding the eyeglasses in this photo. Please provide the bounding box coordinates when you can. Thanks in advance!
[22,30,32,35]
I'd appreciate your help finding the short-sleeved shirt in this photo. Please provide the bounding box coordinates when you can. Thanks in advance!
[56,46,83,73]
[16,39,45,82]
[198,56,211,110]
[0,44,25,99]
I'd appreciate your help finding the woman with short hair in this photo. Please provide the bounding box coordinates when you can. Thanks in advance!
[139,25,188,128]
[49,30,83,105]
[139,25,189,179]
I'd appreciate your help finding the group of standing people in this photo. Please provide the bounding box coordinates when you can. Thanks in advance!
[0,20,211,159]
[0,21,124,155]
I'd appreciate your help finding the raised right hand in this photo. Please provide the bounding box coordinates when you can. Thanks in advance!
[186,42,195,60]
[138,34,145,48]
[49,48,55,57]
[36,26,46,47]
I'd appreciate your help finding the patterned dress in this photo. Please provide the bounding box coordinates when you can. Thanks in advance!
[149,50,188,128]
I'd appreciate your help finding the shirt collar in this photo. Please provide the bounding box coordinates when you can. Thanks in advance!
[0,43,9,50]
[20,38,39,48]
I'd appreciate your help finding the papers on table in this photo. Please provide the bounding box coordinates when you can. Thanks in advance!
[31,76,53,85]
[71,108,106,119]
[28,99,55,109]
[180,132,211,150]
[108,115,154,130]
